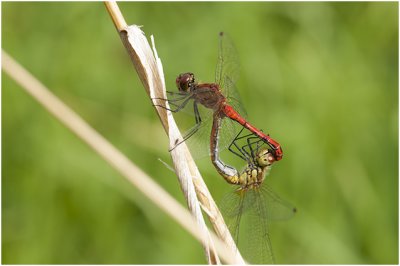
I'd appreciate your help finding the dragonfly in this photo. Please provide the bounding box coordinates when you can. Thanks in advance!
[153,32,283,162]
[212,119,296,263]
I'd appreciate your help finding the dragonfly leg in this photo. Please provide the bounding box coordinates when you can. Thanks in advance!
[169,122,201,151]
[169,102,203,151]
[242,136,264,162]
[228,138,250,162]
[152,93,188,101]
[193,101,202,124]
[166,90,190,96]
[228,128,258,164]
[228,128,249,162]
[153,95,193,113]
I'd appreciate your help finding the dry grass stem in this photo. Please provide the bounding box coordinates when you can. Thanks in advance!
[104,1,127,31]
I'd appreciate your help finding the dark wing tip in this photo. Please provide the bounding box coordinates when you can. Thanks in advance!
[293,207,297,213]
[219,31,224,37]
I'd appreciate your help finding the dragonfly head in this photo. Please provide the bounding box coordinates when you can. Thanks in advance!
[176,72,195,92]
[256,148,275,167]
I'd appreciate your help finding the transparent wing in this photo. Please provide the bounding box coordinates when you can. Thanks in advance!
[174,103,247,160]
[216,116,243,155]
[220,188,251,218]
[216,74,249,157]
[219,187,274,264]
[219,187,247,260]
[215,32,248,126]
[220,185,296,264]
[244,188,275,264]
[215,32,240,93]
[175,102,214,159]
[244,186,296,263]
[220,179,297,220]
[259,184,297,221]
[224,76,248,119]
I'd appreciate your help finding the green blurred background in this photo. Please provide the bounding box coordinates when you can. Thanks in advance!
[2,2,398,264]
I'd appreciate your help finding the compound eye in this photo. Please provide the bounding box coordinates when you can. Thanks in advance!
[176,73,194,92]
[268,154,275,163]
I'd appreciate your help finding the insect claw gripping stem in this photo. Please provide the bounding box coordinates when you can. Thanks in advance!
[168,119,202,152]
[152,94,194,114]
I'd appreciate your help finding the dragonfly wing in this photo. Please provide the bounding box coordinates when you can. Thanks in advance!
[220,188,275,264]
[244,188,275,264]
[242,186,296,263]
[224,76,248,120]
[215,32,241,97]
[219,188,247,255]
[217,117,243,153]
[171,99,215,159]
[260,184,297,221]
[215,32,248,122]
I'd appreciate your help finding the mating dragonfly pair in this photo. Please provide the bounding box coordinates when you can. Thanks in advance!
[154,32,295,264]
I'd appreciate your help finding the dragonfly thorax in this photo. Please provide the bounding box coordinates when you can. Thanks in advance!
[193,83,226,110]
[239,166,262,188]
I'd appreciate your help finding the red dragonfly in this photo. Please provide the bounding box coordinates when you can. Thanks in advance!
[154,32,283,162]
